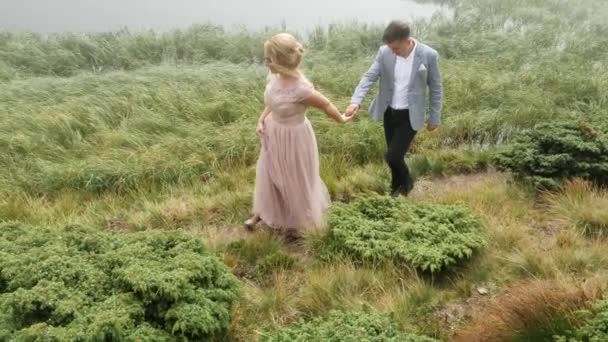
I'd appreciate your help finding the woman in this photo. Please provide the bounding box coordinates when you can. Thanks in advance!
[245,33,352,238]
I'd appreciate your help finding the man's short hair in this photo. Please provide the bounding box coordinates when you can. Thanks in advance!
[382,21,411,43]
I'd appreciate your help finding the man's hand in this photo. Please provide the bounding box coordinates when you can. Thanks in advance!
[345,104,360,117]
[426,123,439,131]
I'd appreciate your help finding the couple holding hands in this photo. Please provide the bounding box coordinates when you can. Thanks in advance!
[246,20,443,239]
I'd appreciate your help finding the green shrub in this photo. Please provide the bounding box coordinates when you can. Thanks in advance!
[260,309,438,342]
[323,196,484,272]
[556,299,608,342]
[494,121,608,190]
[0,223,240,341]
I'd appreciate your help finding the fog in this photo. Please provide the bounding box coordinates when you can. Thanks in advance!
[0,0,449,33]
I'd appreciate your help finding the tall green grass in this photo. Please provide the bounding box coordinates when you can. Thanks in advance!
[2,0,606,196]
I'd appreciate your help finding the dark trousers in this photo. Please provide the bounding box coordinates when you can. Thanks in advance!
[383,107,417,192]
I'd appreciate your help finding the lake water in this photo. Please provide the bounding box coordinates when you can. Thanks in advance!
[0,0,450,33]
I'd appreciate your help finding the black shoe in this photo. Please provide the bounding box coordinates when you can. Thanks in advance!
[390,188,400,198]
[403,179,414,195]
[393,181,414,198]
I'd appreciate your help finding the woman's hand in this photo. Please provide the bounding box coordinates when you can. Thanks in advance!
[339,113,354,123]
[256,120,265,137]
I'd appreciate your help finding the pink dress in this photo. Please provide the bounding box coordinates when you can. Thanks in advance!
[252,74,331,233]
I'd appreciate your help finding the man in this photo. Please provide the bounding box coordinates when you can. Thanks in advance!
[345,20,443,197]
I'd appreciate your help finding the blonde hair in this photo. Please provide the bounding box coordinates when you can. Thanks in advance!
[264,33,304,79]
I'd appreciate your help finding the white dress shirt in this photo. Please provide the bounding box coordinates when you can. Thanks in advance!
[391,40,417,110]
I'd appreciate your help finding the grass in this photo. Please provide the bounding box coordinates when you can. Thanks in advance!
[2,0,608,340]
[453,280,597,342]
[546,179,608,236]
[220,173,608,340]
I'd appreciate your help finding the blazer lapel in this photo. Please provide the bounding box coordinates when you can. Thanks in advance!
[388,52,397,84]
[408,45,424,87]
